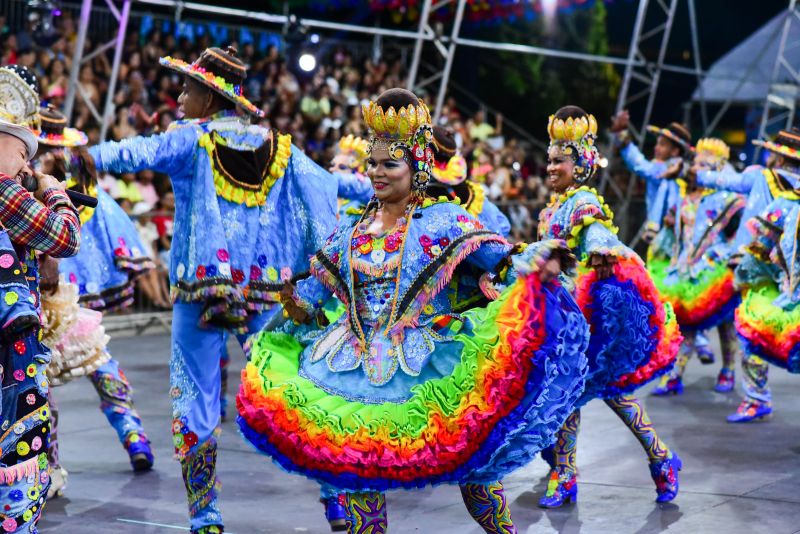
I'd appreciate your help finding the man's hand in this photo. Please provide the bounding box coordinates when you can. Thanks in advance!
[662,161,683,180]
[610,110,630,133]
[538,257,562,284]
[33,171,66,202]
[589,254,616,280]
[39,254,60,293]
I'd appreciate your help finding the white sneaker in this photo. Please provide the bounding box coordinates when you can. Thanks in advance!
[47,466,69,499]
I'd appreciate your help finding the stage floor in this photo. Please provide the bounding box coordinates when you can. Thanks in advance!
[39,333,800,534]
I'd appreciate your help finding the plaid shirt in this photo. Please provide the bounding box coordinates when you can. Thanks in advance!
[0,174,80,258]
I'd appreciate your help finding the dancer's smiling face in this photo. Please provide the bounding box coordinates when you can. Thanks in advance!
[367,144,412,204]
[546,144,576,193]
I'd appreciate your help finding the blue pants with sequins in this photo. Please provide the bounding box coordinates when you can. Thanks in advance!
[170,302,274,531]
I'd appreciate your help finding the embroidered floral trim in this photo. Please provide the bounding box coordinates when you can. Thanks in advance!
[199,131,292,207]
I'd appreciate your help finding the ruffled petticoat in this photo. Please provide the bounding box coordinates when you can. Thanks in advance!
[735,283,800,373]
[236,274,589,492]
[41,283,111,386]
[574,256,682,402]
[650,257,740,332]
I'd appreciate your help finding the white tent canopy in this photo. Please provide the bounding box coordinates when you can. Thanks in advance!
[692,10,800,103]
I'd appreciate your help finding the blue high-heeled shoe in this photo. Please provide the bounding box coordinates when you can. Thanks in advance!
[696,345,715,365]
[650,453,682,503]
[727,400,772,423]
[322,494,347,532]
[126,433,154,472]
[538,471,578,508]
[651,376,684,396]
[714,368,735,393]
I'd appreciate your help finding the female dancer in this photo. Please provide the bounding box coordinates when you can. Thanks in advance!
[237,88,590,533]
[732,176,800,419]
[536,106,682,507]
[650,139,745,395]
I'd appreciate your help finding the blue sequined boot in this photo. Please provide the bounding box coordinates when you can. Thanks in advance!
[649,453,682,503]
[651,375,684,396]
[714,368,735,393]
[538,470,578,508]
[727,399,772,423]
[321,494,347,532]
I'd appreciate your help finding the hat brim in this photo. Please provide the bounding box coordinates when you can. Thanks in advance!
[646,125,692,152]
[159,56,264,118]
[752,139,800,161]
[0,120,38,160]
[37,127,88,148]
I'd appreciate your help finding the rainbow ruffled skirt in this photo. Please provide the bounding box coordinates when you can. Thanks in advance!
[650,259,739,331]
[735,284,800,373]
[236,275,588,491]
[575,257,682,401]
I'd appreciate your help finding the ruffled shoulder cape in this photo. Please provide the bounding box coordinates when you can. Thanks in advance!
[58,188,154,311]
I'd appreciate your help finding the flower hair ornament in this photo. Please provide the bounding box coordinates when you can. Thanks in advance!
[547,114,601,183]
[695,138,730,171]
[362,99,434,192]
[337,134,370,173]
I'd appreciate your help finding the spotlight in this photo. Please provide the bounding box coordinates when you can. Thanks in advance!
[298,53,317,72]
[310,33,320,44]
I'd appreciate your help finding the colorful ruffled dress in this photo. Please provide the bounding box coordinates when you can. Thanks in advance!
[650,184,745,331]
[41,282,110,386]
[735,196,800,373]
[236,200,589,491]
[58,187,155,311]
[537,186,681,402]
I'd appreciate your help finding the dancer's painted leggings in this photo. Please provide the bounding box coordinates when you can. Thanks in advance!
[48,356,149,468]
[170,302,272,531]
[343,481,516,534]
[741,352,771,404]
[552,395,669,475]
[671,323,739,379]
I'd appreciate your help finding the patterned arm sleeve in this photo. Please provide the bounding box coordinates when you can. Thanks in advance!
[734,200,787,288]
[696,166,754,194]
[89,126,199,177]
[620,142,660,181]
[0,176,80,258]
[336,172,374,204]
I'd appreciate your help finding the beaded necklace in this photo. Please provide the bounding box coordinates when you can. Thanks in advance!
[346,200,417,352]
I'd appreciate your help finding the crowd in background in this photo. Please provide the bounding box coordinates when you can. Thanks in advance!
[1,9,555,309]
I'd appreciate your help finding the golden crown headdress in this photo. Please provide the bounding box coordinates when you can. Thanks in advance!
[547,113,601,184]
[547,114,598,144]
[362,100,431,141]
[695,138,730,161]
[337,134,369,160]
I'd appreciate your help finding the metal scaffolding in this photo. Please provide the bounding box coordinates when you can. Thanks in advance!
[600,0,708,243]
[64,0,132,142]
[69,0,709,239]
[756,0,800,157]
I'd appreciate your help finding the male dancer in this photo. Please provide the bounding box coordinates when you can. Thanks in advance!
[87,47,338,533]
